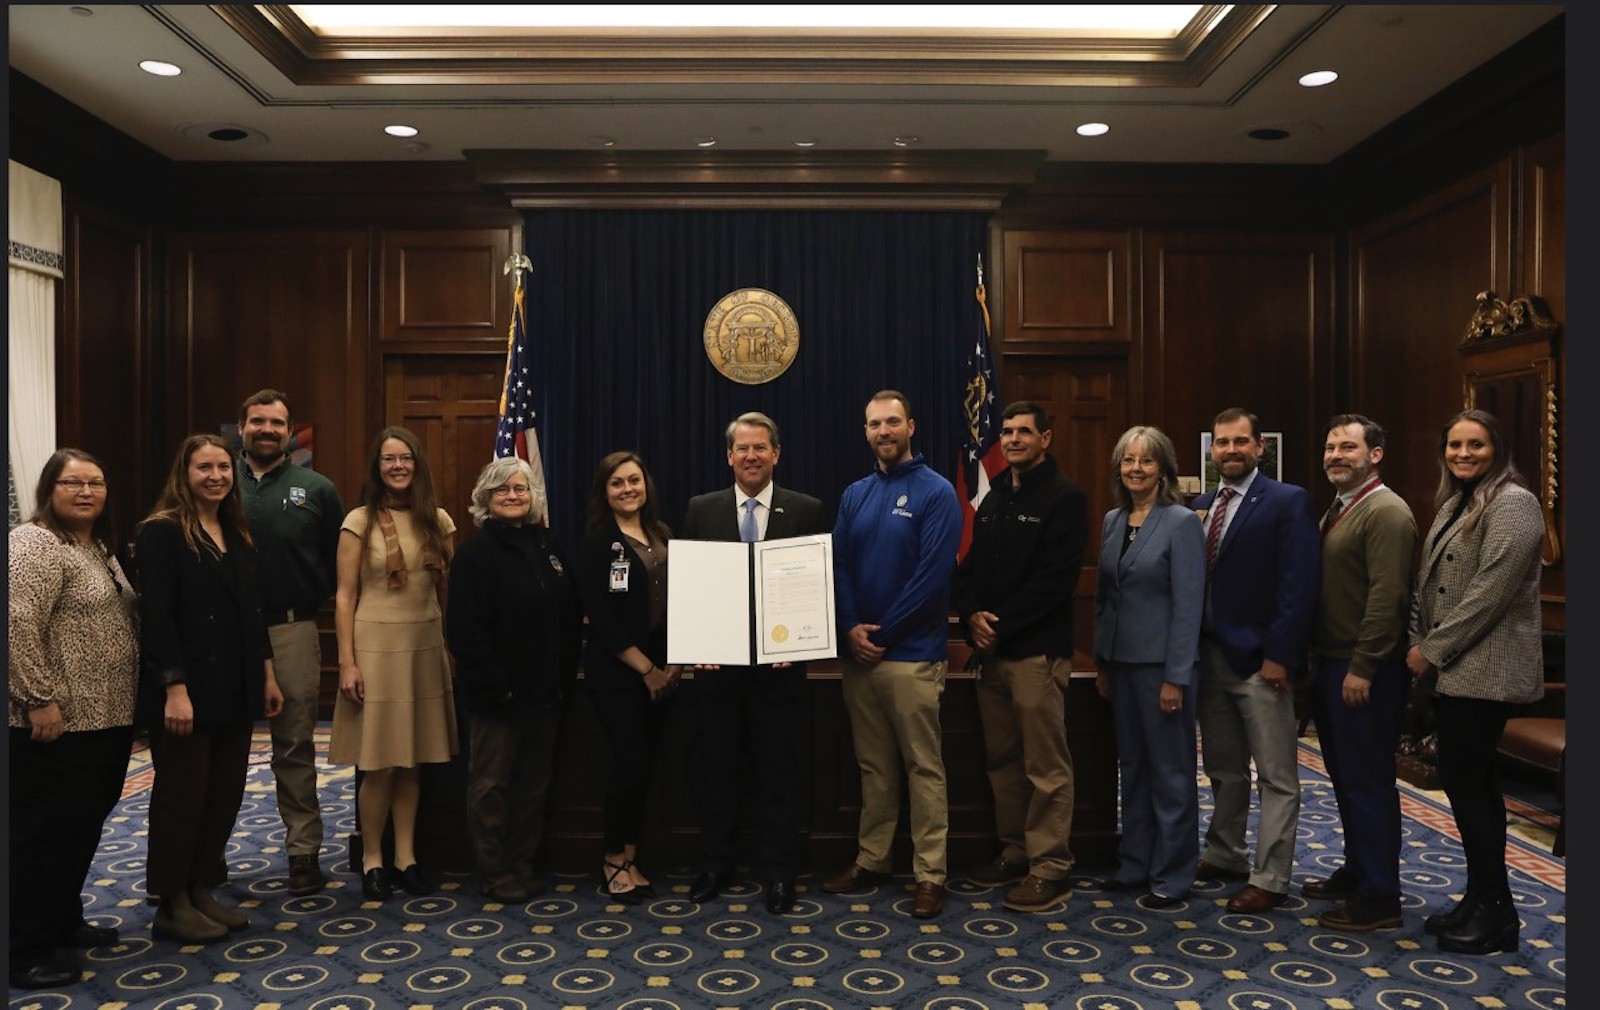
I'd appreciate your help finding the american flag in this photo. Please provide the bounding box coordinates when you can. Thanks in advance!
[494,280,549,517]
[956,257,1007,559]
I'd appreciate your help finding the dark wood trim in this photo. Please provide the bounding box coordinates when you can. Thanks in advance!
[465,149,1047,210]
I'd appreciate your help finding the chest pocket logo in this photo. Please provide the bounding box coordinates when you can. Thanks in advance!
[288,486,307,506]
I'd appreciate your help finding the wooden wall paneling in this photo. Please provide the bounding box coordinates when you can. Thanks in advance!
[164,230,373,506]
[1348,160,1513,537]
[1142,232,1334,494]
[380,229,513,352]
[1001,229,1133,349]
[61,198,150,542]
[380,353,508,541]
[1519,132,1564,623]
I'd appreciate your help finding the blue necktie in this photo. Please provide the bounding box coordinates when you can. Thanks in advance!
[741,498,759,543]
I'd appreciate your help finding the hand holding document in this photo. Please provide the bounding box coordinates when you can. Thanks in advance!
[667,534,836,666]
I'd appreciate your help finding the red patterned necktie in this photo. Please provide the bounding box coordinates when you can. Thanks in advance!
[1206,486,1235,573]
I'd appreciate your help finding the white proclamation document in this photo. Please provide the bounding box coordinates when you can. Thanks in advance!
[754,534,835,665]
[666,539,752,665]
[666,534,836,665]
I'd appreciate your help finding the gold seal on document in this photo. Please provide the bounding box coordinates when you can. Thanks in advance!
[703,288,800,385]
[771,625,789,643]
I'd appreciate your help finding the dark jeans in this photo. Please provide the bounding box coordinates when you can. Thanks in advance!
[1434,692,1515,901]
[466,703,560,880]
[9,725,132,966]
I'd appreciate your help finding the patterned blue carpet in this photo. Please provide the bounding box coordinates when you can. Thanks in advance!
[16,730,1566,1009]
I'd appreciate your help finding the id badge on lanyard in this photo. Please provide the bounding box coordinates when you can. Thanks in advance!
[609,541,630,592]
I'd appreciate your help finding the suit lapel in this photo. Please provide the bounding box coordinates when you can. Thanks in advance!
[1118,504,1164,576]
[1216,477,1268,563]
[711,488,742,542]
[1419,492,1463,580]
[764,486,794,540]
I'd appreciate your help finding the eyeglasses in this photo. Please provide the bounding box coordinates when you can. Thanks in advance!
[380,454,416,467]
[491,484,532,498]
[56,479,109,494]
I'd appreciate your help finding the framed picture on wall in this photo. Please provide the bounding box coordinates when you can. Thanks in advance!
[1201,431,1282,492]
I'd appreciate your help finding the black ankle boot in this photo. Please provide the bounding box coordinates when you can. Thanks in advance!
[1438,896,1518,954]
[1424,894,1477,937]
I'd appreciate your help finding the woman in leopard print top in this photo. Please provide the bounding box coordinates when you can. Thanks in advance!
[8,448,138,990]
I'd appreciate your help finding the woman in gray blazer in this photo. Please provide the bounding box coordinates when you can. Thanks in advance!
[1407,408,1544,955]
[1093,426,1207,906]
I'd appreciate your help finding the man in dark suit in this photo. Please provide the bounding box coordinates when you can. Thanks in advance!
[1192,407,1320,913]
[680,411,826,913]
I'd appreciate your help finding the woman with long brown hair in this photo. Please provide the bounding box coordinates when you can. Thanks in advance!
[137,433,282,943]
[330,426,459,901]
[1407,408,1544,954]
[575,451,682,903]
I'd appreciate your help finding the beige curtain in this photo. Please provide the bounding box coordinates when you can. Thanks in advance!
[8,160,63,526]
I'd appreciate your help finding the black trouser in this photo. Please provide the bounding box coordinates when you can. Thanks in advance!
[1434,693,1515,901]
[694,665,808,880]
[147,721,253,896]
[589,684,672,853]
[9,725,132,967]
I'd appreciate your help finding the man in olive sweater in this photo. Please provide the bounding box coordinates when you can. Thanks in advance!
[1301,414,1417,931]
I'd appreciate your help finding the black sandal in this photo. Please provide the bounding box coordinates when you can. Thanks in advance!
[604,859,643,905]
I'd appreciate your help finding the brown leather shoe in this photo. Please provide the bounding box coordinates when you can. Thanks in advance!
[1195,859,1249,882]
[1226,884,1288,914]
[911,881,946,919]
[1317,896,1402,931]
[820,864,892,894]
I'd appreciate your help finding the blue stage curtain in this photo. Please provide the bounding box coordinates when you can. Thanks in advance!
[524,209,991,534]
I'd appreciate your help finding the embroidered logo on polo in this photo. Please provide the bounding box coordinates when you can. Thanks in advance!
[289,486,307,506]
[893,493,914,519]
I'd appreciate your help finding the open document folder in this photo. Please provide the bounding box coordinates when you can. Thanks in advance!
[667,533,836,665]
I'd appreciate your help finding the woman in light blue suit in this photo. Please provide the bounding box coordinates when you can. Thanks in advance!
[1094,426,1207,906]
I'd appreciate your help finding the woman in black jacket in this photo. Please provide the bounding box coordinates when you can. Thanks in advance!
[576,451,682,903]
[137,433,282,943]
[446,457,582,903]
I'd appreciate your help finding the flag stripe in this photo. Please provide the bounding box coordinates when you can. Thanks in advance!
[958,270,1003,559]
[494,280,550,522]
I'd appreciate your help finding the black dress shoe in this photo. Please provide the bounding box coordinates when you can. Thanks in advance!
[1438,897,1519,954]
[1195,859,1249,882]
[10,959,82,990]
[690,869,730,904]
[766,878,797,914]
[1141,892,1185,909]
[64,921,119,948]
[1424,895,1477,936]
[362,867,394,901]
[392,864,434,897]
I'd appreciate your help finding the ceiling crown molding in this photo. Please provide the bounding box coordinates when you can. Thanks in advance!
[210,5,1272,88]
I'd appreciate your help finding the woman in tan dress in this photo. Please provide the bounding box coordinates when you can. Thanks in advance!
[330,426,459,901]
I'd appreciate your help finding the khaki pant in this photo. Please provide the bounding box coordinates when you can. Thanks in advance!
[841,659,949,885]
[268,619,324,856]
[975,653,1076,879]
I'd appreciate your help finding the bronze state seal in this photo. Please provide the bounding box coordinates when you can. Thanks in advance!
[703,288,800,385]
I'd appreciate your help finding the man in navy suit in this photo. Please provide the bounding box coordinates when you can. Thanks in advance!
[1192,407,1320,913]
[680,412,826,914]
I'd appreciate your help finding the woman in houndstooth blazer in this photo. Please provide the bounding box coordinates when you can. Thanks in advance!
[1407,409,1544,956]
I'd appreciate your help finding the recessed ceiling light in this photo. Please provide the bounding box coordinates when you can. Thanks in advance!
[792,138,818,148]
[588,135,616,147]
[892,135,920,147]
[1298,70,1339,88]
[1076,122,1110,137]
[694,136,718,148]
[208,128,250,142]
[139,60,182,77]
[1248,127,1292,141]
[384,124,419,138]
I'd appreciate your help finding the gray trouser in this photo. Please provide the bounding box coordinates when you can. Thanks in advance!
[269,619,324,856]
[467,704,560,880]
